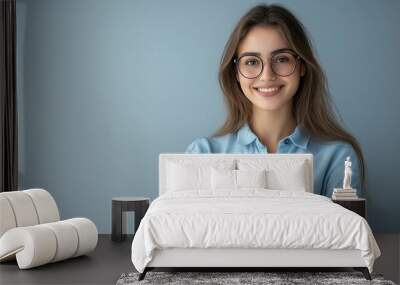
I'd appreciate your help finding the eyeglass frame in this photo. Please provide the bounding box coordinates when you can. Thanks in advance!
[233,48,303,79]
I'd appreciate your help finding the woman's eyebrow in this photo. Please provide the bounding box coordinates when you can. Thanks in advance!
[237,48,293,58]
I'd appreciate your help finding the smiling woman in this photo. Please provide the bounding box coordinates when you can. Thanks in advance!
[185,4,366,199]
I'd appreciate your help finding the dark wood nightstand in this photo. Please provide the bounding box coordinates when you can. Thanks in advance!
[111,197,150,242]
[332,198,366,218]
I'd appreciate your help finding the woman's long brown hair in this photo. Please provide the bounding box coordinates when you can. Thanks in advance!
[212,4,366,191]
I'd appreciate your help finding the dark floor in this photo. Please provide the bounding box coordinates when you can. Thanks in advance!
[1,234,399,285]
[0,235,134,285]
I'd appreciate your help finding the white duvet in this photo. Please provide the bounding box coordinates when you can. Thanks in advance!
[131,189,380,273]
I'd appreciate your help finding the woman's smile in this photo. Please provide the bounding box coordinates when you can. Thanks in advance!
[253,85,284,97]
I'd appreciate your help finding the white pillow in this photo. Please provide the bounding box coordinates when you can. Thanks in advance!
[166,160,236,191]
[211,168,267,190]
[211,168,236,189]
[237,169,267,188]
[237,159,308,191]
[267,166,307,191]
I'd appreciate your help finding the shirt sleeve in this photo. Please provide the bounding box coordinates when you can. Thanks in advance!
[323,143,363,198]
[184,137,212,153]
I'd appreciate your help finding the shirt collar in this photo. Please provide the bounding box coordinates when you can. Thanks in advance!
[289,125,311,149]
[236,122,310,150]
[236,123,258,146]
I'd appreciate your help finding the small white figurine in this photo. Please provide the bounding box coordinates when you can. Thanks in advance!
[342,156,352,190]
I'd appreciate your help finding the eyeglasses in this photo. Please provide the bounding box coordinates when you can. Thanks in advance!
[233,49,302,79]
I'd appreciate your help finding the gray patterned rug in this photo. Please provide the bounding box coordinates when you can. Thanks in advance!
[116,271,396,285]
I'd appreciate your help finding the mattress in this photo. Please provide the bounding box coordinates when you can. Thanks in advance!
[131,189,381,273]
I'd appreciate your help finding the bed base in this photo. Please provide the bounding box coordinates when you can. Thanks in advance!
[138,266,371,281]
[137,248,372,281]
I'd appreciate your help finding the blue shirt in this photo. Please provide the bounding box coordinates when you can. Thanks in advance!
[185,123,362,198]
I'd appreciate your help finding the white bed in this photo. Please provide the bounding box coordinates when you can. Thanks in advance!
[131,154,380,281]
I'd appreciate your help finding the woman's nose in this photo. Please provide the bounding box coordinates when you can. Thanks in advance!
[258,61,276,81]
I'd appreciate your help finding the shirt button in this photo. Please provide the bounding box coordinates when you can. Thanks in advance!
[284,138,290,144]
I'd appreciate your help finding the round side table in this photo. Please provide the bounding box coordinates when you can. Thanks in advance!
[111,197,150,242]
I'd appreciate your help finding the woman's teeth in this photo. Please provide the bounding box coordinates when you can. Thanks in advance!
[257,87,279,92]
[253,85,282,97]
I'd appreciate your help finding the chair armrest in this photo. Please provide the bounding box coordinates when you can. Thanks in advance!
[0,217,98,269]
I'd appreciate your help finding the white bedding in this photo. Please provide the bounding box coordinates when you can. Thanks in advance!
[131,189,380,273]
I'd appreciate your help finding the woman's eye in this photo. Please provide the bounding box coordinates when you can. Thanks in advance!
[275,56,290,63]
[245,59,260,66]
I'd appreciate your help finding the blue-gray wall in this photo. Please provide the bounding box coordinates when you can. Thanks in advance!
[16,0,400,233]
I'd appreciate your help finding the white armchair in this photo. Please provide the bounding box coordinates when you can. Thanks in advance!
[0,188,98,269]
